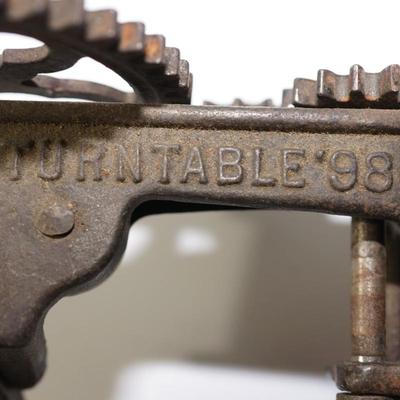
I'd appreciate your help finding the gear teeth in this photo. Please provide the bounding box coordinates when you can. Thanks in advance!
[118,22,145,53]
[178,59,190,88]
[258,99,274,107]
[317,66,364,103]
[85,10,118,43]
[232,98,245,106]
[144,35,166,64]
[292,64,400,108]
[378,64,400,99]
[6,0,47,21]
[0,1,193,104]
[281,89,293,107]
[293,78,318,106]
[164,47,180,77]
[349,64,364,96]
[187,73,193,98]
[48,0,84,31]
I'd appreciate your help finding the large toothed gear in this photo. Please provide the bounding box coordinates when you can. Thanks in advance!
[0,0,192,104]
[285,64,400,108]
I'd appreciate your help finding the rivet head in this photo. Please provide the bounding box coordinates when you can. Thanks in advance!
[37,205,75,237]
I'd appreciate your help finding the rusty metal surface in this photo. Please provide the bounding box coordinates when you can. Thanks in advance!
[351,219,384,247]
[286,65,400,108]
[351,219,386,361]
[0,1,400,398]
[0,101,399,391]
[335,219,400,398]
[335,362,400,396]
[385,221,400,362]
[0,0,194,384]
[337,394,395,400]
[0,0,192,104]
[284,64,400,400]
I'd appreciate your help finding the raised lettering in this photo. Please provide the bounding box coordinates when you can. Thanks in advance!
[116,144,142,183]
[38,140,63,181]
[218,147,243,185]
[76,143,105,181]
[364,152,393,193]
[152,144,181,184]
[10,142,34,181]
[252,148,276,187]
[10,145,22,181]
[181,146,208,184]
[282,149,305,188]
[329,150,357,192]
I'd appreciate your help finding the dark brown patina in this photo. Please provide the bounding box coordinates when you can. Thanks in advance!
[0,1,399,400]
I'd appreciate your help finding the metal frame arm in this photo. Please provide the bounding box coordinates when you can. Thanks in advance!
[0,101,399,391]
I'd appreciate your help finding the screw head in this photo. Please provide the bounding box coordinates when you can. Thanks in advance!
[37,205,75,237]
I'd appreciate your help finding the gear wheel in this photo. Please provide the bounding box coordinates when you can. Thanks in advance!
[284,64,400,108]
[0,0,192,104]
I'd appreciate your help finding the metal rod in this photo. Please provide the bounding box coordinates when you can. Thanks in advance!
[351,218,386,362]
[385,221,400,361]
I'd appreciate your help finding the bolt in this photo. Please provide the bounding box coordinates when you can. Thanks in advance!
[37,204,75,237]
[351,218,386,362]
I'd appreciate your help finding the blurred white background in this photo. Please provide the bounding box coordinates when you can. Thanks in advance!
[1,0,397,398]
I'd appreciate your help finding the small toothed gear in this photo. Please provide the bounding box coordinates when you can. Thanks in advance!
[285,64,400,109]
[0,0,192,104]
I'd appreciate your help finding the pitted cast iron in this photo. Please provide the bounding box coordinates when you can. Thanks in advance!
[0,1,400,400]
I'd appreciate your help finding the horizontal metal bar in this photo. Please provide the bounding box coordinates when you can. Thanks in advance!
[0,101,400,133]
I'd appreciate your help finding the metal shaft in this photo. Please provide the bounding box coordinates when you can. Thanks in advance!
[351,218,386,361]
[385,221,400,361]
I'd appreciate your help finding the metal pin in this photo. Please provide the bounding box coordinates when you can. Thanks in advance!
[385,221,400,361]
[351,218,386,362]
